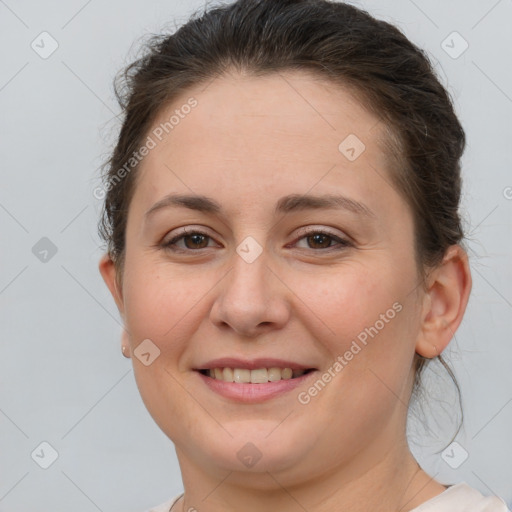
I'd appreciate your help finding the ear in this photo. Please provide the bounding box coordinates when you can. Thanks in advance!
[120,328,132,358]
[98,253,125,318]
[415,245,472,358]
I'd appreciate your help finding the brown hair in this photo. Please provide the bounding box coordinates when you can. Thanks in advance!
[98,0,466,441]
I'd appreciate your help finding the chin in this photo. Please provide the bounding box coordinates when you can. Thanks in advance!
[186,420,322,478]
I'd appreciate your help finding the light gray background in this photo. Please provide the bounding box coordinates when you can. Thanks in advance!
[0,0,511,510]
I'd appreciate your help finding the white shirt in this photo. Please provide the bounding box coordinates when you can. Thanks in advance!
[144,482,510,512]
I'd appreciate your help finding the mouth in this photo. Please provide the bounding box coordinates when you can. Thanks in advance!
[197,367,316,383]
[193,359,318,403]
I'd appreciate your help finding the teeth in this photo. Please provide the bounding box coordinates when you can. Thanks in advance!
[281,368,293,380]
[222,367,234,382]
[234,368,251,383]
[268,367,282,381]
[250,368,268,383]
[204,367,307,383]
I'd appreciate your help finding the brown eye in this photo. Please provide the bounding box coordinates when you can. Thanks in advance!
[294,229,351,251]
[162,229,216,252]
[182,233,209,249]
[306,233,334,249]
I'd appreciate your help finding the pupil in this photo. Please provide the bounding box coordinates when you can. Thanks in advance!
[308,234,330,248]
[186,234,207,249]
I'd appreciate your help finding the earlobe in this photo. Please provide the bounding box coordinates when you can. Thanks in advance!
[415,245,472,358]
[121,329,131,358]
[98,253,125,317]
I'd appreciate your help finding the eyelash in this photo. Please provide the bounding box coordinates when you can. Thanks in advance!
[161,227,352,253]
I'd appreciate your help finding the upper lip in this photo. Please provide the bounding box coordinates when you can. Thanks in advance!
[195,358,316,371]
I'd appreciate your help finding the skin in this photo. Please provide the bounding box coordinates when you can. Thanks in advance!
[100,70,472,512]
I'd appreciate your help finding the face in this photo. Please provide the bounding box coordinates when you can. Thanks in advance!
[104,71,428,486]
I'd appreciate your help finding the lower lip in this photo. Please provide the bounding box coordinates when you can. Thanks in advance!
[196,371,317,403]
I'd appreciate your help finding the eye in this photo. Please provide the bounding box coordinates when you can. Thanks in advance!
[292,228,351,251]
[160,226,351,254]
[161,227,218,252]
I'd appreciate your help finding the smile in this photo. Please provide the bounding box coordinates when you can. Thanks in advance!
[199,367,313,383]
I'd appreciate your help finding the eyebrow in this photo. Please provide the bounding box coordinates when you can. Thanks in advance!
[144,193,376,219]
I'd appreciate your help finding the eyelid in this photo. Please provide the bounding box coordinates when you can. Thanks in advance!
[164,225,215,240]
[291,225,350,243]
[162,226,221,249]
[160,224,351,252]
[293,225,345,239]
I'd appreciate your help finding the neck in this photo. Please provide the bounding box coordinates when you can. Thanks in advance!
[173,439,446,512]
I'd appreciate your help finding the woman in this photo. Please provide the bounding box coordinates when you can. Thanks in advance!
[97,0,508,510]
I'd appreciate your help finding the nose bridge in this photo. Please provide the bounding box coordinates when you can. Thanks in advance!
[209,241,290,335]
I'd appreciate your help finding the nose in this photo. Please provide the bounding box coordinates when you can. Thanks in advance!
[209,248,291,338]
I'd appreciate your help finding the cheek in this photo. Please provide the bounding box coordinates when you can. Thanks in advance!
[292,262,404,346]
[293,259,419,390]
[123,269,172,340]
[122,257,217,348]
[121,260,209,436]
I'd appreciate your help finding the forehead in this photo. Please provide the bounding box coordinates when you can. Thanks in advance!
[148,70,382,160]
[131,70,403,223]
